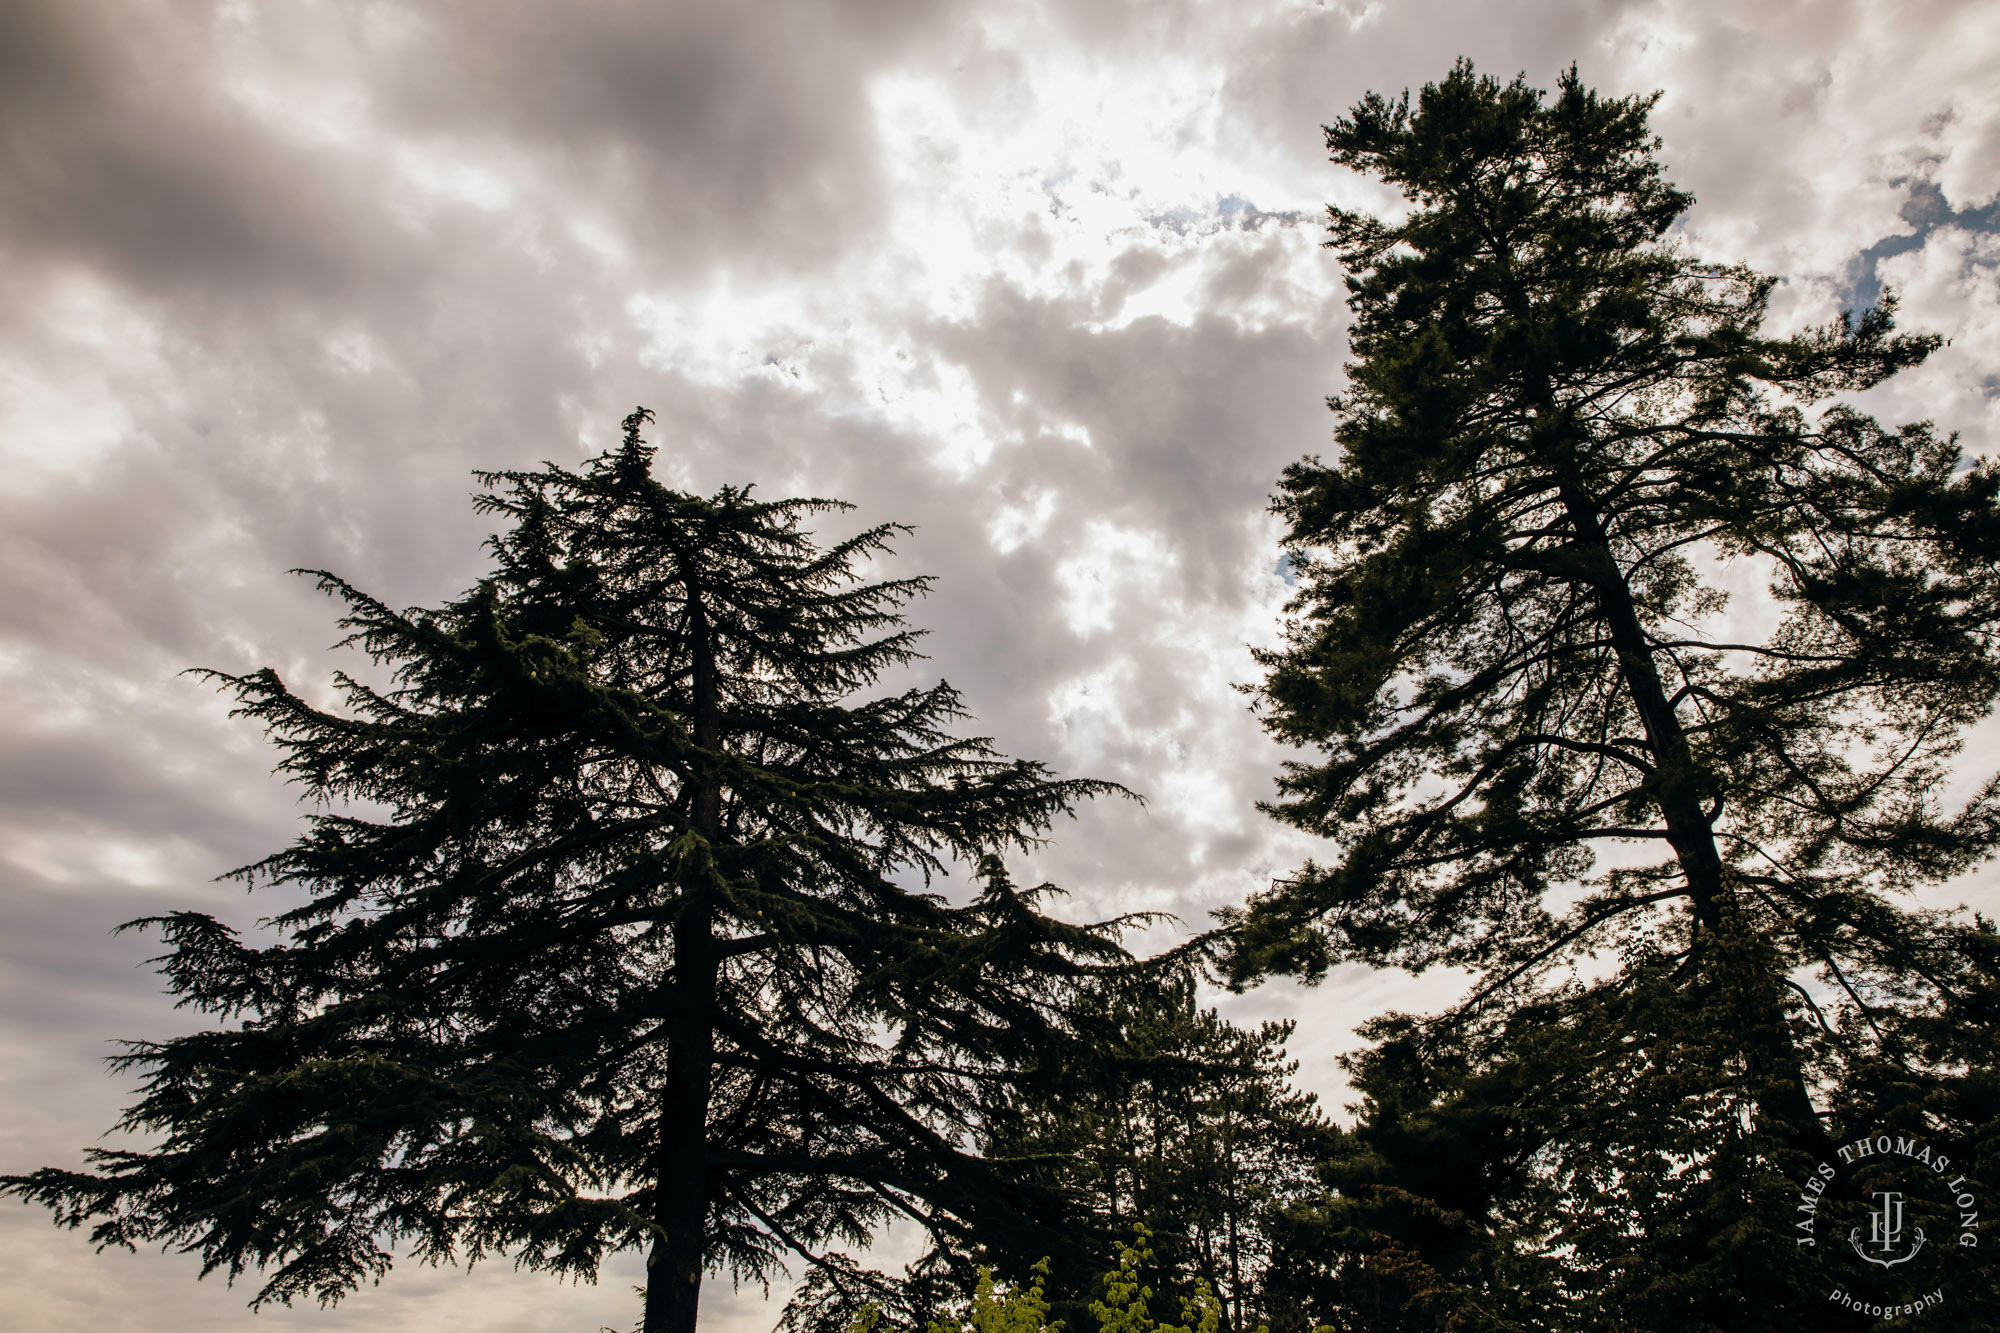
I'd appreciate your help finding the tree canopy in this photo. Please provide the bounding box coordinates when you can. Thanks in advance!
[1222,61,2000,1327]
[4,410,1137,1333]
[10,58,2000,1333]
[979,973,1329,1332]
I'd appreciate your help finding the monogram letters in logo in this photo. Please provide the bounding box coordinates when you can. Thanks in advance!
[1788,1129,1983,1321]
[1852,1190,1926,1268]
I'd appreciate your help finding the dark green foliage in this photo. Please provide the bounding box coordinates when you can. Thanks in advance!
[1227,62,2000,1328]
[1272,915,1873,1332]
[3,410,1136,1333]
[979,975,1330,1333]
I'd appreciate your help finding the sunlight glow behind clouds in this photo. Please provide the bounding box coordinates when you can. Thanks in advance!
[623,32,1339,484]
[2,1,1998,1328]
[1056,521,1177,636]
[0,270,164,485]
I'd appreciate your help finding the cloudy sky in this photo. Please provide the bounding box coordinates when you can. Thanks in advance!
[3,1,1998,1329]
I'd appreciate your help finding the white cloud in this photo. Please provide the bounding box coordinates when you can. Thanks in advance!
[1054,519,1178,635]
[2,0,1998,1326]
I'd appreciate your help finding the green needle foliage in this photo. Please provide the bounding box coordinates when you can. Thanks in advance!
[980,974,1327,1332]
[1223,62,2000,1327]
[4,410,1136,1333]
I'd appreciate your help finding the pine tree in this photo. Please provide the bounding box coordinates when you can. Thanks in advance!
[979,975,1328,1333]
[4,410,1136,1333]
[1224,63,2000,1327]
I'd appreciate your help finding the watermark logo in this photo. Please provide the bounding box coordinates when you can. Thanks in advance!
[1789,1130,1980,1322]
[1855,1190,1924,1268]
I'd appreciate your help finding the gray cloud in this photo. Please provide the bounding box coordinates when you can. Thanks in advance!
[0,4,401,300]
[374,0,954,275]
[2,1,1997,1328]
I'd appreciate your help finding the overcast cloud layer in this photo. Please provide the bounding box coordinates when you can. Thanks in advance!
[3,2,1998,1329]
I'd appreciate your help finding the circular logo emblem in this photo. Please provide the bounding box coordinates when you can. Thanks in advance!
[1792,1130,1981,1321]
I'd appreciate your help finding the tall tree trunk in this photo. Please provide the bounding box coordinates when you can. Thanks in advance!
[646,919,715,1333]
[1216,1160,1232,1328]
[1556,474,1724,931]
[645,592,724,1333]
[1556,471,1835,1158]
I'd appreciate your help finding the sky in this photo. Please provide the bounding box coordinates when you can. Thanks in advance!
[2,1,1998,1329]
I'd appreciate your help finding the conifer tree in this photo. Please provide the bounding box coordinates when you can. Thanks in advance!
[4,410,1134,1333]
[1225,63,2000,1326]
[980,975,1327,1333]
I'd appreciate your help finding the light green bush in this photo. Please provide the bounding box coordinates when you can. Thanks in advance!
[864,1228,1290,1333]
[1087,1226,1241,1333]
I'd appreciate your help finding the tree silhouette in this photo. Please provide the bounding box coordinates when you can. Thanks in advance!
[5,410,1136,1333]
[981,974,1327,1333]
[1227,63,2000,1327]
